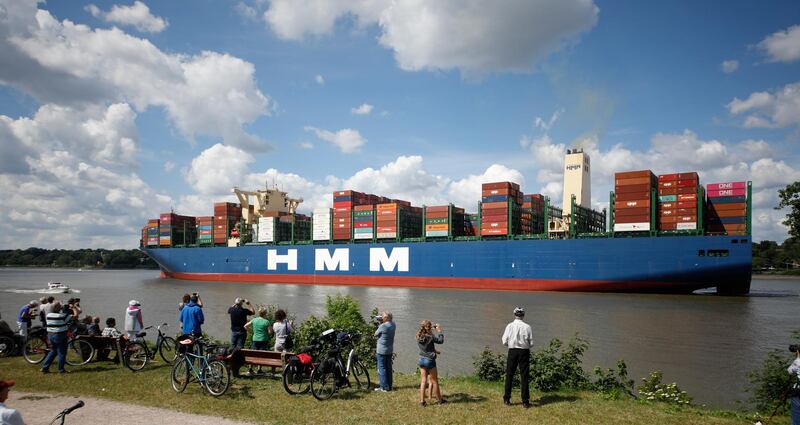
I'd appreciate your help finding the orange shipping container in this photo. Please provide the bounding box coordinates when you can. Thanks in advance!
[659,216,677,223]
[616,177,652,186]
[615,184,652,194]
[616,207,650,217]
[708,208,746,218]
[425,224,449,231]
[616,215,651,223]
[615,199,650,209]
[615,170,655,180]
[615,191,652,201]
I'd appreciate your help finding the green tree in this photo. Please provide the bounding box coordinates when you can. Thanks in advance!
[777,182,800,239]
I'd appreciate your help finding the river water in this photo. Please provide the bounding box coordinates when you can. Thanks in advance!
[1,268,797,408]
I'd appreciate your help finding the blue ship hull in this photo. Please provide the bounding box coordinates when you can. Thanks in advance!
[143,235,752,294]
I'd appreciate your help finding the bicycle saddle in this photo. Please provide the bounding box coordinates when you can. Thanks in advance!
[136,332,147,338]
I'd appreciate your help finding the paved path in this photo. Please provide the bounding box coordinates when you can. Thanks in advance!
[7,391,256,425]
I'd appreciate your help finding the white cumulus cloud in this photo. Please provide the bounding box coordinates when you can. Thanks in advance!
[263,0,599,77]
[757,24,800,63]
[304,126,366,153]
[351,103,373,115]
[727,81,800,129]
[183,143,255,196]
[85,1,168,33]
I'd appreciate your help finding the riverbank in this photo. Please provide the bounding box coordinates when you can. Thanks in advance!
[0,357,763,425]
[752,273,800,280]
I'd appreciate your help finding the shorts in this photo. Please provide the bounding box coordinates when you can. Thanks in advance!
[252,340,269,350]
[418,357,436,370]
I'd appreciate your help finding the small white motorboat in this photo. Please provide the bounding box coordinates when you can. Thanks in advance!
[42,282,71,294]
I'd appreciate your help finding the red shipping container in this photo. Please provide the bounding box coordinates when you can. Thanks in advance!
[659,216,677,223]
[677,194,697,201]
[617,207,650,217]
[677,208,695,215]
[677,201,697,209]
[707,202,746,211]
[481,228,509,235]
[354,222,373,228]
[659,202,675,209]
[658,187,678,196]
[658,173,679,182]
[354,205,374,211]
[677,215,697,222]
[676,186,697,194]
[658,181,676,189]
[616,215,651,223]
[659,209,675,217]
[708,208,746,218]
[659,222,678,230]
[707,188,746,198]
[482,181,519,190]
[616,177,652,186]
[677,172,699,181]
[615,170,655,180]
[677,180,698,187]
[615,199,650,209]
[707,182,745,191]
[615,184,652,194]
[615,191,652,201]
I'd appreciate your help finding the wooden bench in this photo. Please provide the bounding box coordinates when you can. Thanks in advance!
[230,349,294,377]
[76,335,124,365]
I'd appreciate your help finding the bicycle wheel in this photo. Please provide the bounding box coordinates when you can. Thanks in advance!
[282,364,311,395]
[65,339,94,366]
[203,359,231,397]
[124,342,149,371]
[171,358,190,393]
[310,366,337,400]
[23,338,47,364]
[158,336,178,363]
[351,359,371,390]
[0,336,14,358]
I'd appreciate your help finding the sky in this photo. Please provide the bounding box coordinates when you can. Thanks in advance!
[1,0,799,249]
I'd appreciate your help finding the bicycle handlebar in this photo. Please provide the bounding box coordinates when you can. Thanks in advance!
[62,400,84,415]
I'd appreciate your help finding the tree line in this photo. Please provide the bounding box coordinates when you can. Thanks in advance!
[0,248,157,269]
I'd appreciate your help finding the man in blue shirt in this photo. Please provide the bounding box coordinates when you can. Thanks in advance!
[179,294,204,337]
[17,300,38,338]
[374,311,396,392]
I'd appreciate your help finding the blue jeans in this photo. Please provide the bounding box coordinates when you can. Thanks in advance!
[377,353,393,390]
[42,332,68,372]
[231,330,246,349]
[792,396,800,425]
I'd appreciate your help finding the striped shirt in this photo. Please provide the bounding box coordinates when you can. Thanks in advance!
[46,312,71,333]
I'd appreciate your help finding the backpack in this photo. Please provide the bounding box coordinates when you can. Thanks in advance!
[283,320,294,350]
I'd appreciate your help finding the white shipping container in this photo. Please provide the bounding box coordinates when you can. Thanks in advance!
[377,232,397,239]
[676,222,697,230]
[313,208,332,215]
[613,223,650,232]
[353,233,373,239]
[258,217,275,242]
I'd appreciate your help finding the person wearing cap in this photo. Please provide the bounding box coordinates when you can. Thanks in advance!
[227,298,254,349]
[502,307,534,408]
[0,379,25,425]
[124,300,144,341]
[16,300,38,339]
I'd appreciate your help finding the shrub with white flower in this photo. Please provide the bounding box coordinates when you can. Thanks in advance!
[638,371,692,406]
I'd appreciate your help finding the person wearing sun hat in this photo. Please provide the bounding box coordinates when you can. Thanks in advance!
[501,307,534,408]
[124,300,144,341]
[0,379,25,425]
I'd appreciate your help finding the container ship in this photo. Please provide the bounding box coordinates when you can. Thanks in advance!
[141,150,753,295]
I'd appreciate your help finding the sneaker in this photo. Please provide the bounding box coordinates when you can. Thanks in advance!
[374,387,388,392]
[503,399,510,406]
[40,369,50,374]
[419,401,427,407]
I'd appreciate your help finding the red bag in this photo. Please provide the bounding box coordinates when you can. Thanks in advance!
[297,353,312,365]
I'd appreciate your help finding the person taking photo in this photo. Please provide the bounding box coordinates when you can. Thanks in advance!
[374,311,396,392]
[228,298,255,349]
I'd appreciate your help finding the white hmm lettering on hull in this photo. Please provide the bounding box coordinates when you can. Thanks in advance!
[266,247,410,272]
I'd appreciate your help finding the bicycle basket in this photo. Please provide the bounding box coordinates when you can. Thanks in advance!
[297,353,313,365]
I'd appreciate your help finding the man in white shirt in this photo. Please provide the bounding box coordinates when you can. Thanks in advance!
[0,379,25,425]
[501,307,533,408]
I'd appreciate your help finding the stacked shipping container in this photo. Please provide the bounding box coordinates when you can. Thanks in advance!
[353,205,375,240]
[159,213,196,246]
[614,170,656,232]
[333,191,368,241]
[481,182,522,236]
[376,202,422,239]
[313,208,332,241]
[521,194,545,234]
[196,216,213,245]
[657,172,700,231]
[144,219,159,247]
[214,202,242,245]
[425,205,464,237]
[706,182,747,235]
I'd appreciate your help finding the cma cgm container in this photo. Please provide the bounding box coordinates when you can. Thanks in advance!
[658,172,701,231]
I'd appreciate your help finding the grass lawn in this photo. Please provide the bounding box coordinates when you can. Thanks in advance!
[0,356,773,424]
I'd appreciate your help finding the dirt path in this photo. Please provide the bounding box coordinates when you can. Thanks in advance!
[7,391,257,425]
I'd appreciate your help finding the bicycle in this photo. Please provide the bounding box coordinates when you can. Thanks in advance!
[282,339,320,395]
[23,326,94,366]
[170,336,232,397]
[310,329,371,400]
[49,400,84,425]
[123,323,178,371]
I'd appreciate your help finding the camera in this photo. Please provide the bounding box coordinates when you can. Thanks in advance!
[790,344,799,353]
[374,315,383,323]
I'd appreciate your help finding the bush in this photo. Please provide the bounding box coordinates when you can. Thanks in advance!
[638,371,692,406]
[473,346,506,381]
[530,334,590,392]
[293,294,379,367]
[746,330,800,414]
[591,360,634,399]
